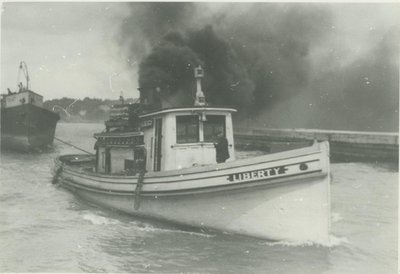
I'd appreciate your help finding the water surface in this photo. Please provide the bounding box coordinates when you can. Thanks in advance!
[0,123,397,273]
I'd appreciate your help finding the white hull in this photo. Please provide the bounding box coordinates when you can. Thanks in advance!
[55,141,331,243]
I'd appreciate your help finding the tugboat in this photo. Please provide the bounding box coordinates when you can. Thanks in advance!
[1,62,59,151]
[53,67,331,243]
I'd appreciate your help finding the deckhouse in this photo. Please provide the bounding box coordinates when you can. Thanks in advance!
[94,67,236,174]
[1,61,44,110]
[1,89,44,109]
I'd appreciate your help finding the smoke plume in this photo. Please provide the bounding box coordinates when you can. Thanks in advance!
[119,3,399,131]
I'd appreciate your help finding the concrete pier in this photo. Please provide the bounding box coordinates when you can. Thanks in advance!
[234,128,399,162]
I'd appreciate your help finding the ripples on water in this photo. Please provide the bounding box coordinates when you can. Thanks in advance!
[0,123,398,273]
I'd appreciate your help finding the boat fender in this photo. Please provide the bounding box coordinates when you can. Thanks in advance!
[134,170,146,210]
[52,164,64,184]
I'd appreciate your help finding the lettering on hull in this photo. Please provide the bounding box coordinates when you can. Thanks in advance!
[227,162,309,183]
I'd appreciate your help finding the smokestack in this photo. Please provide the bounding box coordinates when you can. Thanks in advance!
[194,66,206,106]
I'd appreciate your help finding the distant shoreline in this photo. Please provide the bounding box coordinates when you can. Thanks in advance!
[58,120,104,124]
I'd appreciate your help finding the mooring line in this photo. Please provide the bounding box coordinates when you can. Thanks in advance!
[54,136,93,155]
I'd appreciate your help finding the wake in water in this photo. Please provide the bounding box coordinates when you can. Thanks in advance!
[82,212,121,225]
[80,211,216,238]
[129,222,217,238]
[257,235,349,248]
[81,210,348,247]
[255,213,348,248]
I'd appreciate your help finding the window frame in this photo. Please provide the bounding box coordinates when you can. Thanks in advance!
[176,115,200,144]
[203,115,226,142]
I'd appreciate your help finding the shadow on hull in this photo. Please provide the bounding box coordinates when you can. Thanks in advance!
[1,103,59,152]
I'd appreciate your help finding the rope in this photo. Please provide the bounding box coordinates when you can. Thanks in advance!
[54,136,93,155]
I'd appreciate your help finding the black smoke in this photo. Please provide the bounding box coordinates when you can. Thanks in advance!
[137,25,253,108]
[119,3,399,131]
[120,3,196,62]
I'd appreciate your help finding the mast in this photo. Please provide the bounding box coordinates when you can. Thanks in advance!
[17,61,30,91]
[194,66,206,106]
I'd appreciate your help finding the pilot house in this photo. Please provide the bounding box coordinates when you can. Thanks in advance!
[94,66,236,174]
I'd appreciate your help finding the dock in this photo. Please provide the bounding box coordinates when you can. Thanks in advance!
[234,128,399,162]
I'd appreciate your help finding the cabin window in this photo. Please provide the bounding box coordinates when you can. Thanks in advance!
[204,115,226,142]
[176,115,199,143]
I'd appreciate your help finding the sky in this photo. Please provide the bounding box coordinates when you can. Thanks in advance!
[0,2,399,131]
[1,2,138,100]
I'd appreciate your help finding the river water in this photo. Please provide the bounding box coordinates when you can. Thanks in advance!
[0,123,398,273]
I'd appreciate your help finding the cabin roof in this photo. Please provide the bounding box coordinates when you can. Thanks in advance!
[94,131,143,138]
[139,106,237,118]
[1,89,43,98]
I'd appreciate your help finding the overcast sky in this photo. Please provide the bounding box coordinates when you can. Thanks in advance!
[1,2,138,100]
[1,2,399,103]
